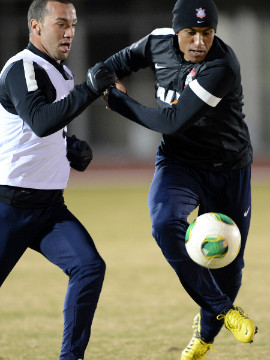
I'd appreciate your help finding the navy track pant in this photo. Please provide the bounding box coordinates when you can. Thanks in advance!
[0,201,105,360]
[148,151,251,342]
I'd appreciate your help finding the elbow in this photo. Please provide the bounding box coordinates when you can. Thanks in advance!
[161,110,183,135]
[162,125,182,136]
[164,129,177,135]
[32,127,52,138]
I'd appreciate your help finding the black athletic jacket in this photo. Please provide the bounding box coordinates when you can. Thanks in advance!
[106,28,253,171]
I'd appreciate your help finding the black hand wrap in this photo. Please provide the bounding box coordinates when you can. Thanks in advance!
[86,62,117,95]
[66,135,93,172]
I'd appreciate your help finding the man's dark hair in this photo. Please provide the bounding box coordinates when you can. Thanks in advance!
[27,0,73,35]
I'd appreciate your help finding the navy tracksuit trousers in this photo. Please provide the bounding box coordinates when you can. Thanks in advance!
[148,151,251,342]
[0,201,105,360]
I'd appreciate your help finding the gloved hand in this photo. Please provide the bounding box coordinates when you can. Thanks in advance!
[86,62,117,95]
[66,135,93,171]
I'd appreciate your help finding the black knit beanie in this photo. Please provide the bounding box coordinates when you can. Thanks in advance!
[172,0,218,33]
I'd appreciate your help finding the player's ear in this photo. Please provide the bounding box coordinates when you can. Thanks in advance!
[30,19,41,36]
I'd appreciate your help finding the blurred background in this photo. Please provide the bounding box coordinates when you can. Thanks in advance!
[0,0,269,170]
[0,4,269,358]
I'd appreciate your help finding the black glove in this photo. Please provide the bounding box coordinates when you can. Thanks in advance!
[86,62,117,95]
[66,135,93,172]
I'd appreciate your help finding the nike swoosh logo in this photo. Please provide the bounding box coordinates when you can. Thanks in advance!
[197,20,205,24]
[155,63,166,69]
[244,206,251,217]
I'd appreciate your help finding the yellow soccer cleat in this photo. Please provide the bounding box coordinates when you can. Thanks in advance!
[181,313,214,360]
[217,305,258,343]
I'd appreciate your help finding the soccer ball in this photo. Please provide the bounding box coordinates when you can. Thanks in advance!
[185,212,241,269]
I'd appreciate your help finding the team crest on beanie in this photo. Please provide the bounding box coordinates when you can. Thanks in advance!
[196,8,206,19]
[172,0,218,33]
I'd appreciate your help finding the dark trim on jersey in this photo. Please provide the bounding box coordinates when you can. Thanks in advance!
[27,42,72,80]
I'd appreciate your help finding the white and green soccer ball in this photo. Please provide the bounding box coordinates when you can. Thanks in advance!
[185,212,241,269]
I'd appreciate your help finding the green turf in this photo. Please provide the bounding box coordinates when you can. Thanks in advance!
[0,182,269,359]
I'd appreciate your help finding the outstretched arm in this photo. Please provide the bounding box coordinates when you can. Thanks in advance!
[107,63,235,135]
[1,61,115,137]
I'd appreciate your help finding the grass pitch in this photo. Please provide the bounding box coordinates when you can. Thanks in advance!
[0,180,269,360]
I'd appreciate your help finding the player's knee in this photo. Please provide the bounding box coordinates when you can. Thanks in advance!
[152,216,187,247]
[89,256,106,280]
[152,215,187,238]
[70,255,106,283]
[98,257,106,278]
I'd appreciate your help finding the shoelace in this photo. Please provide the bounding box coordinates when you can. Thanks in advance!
[217,306,249,331]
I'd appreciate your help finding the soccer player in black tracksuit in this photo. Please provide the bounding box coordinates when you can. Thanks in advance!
[104,0,257,358]
[0,1,115,359]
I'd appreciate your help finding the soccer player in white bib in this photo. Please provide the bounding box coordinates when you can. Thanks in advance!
[0,1,116,359]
